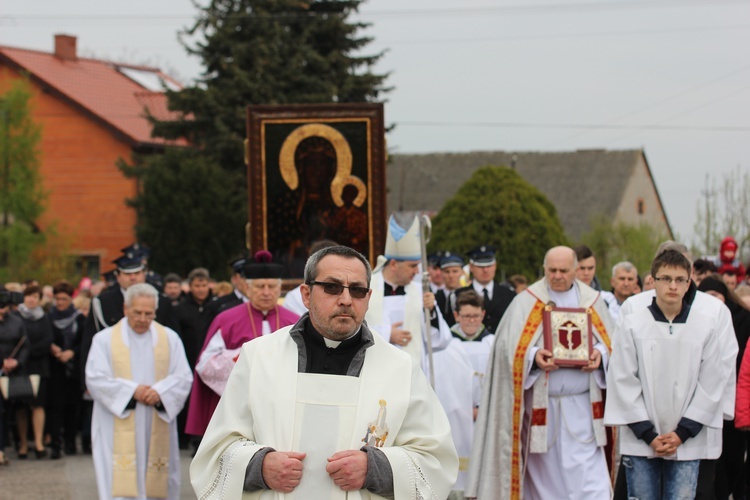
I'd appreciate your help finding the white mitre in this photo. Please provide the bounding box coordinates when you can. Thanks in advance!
[384,215,422,261]
[373,215,423,273]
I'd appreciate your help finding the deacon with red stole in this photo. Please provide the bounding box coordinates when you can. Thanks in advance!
[85,283,193,500]
[466,246,614,500]
[185,251,299,438]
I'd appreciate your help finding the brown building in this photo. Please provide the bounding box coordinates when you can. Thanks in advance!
[387,149,673,242]
[0,34,186,277]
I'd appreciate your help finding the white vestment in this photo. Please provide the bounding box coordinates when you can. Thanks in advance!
[604,290,738,459]
[618,289,739,421]
[365,271,463,490]
[452,328,495,379]
[190,324,458,500]
[86,319,193,500]
[466,279,614,500]
[431,338,479,491]
[365,271,453,375]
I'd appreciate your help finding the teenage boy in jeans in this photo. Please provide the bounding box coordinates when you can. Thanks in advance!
[604,249,738,498]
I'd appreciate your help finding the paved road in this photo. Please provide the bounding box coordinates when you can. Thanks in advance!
[0,449,196,499]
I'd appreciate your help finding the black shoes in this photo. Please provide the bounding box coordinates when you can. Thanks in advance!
[50,448,62,460]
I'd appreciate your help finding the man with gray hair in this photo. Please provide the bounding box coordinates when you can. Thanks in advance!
[190,245,458,499]
[609,261,638,320]
[467,246,615,499]
[86,283,193,500]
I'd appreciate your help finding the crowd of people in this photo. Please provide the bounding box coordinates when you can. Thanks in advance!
[2,227,750,499]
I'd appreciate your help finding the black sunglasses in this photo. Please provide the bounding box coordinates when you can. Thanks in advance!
[307,281,370,299]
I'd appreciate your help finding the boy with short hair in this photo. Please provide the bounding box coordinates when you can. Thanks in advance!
[604,249,738,498]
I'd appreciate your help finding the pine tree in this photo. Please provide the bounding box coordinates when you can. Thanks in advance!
[124,0,389,277]
[428,166,568,280]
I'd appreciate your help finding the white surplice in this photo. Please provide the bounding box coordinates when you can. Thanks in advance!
[190,324,458,500]
[605,290,738,460]
[86,319,193,500]
[365,271,453,376]
[432,338,479,491]
[617,289,739,422]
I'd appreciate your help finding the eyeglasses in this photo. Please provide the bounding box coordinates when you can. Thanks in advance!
[653,276,690,285]
[307,281,370,299]
[458,314,483,321]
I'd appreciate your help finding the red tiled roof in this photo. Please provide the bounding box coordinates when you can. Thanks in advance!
[0,45,188,147]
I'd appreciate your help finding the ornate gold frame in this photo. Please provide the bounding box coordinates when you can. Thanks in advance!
[246,104,386,276]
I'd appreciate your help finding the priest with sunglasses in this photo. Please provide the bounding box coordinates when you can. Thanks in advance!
[191,245,458,499]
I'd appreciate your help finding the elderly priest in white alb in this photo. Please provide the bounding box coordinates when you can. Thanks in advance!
[86,283,193,500]
[466,246,614,500]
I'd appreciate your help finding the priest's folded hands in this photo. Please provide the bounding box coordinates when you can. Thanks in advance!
[133,384,161,406]
[259,449,368,493]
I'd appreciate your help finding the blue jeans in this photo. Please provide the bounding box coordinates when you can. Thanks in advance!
[622,455,699,500]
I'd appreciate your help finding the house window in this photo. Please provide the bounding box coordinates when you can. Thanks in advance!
[637,198,645,215]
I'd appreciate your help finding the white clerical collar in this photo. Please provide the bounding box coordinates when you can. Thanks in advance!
[323,328,360,348]
[547,282,579,308]
[383,278,401,290]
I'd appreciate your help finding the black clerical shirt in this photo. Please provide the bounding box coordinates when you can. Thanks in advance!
[302,319,369,376]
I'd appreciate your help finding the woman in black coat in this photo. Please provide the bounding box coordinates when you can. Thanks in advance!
[46,281,84,459]
[0,285,29,465]
[14,285,53,459]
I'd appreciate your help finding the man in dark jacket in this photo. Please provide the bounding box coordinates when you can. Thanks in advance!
[205,254,249,323]
[175,268,215,370]
[455,245,515,334]
[174,267,214,449]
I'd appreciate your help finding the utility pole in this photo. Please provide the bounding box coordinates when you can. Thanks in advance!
[700,174,714,254]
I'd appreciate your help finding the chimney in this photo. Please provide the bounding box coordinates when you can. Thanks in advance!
[54,34,77,61]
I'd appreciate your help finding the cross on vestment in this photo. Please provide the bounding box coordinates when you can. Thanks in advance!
[151,457,168,472]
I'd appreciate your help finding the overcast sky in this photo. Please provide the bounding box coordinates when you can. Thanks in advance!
[2,0,749,247]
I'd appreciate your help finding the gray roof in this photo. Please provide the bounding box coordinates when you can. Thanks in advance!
[386,149,659,241]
